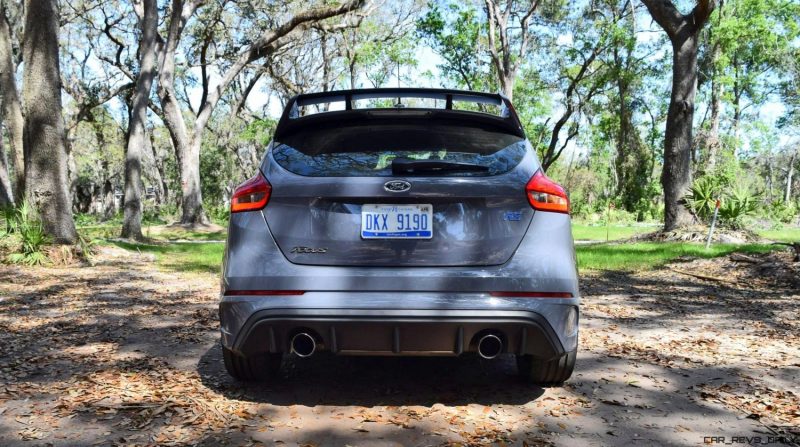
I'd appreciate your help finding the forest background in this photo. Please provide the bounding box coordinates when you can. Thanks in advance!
[0,0,798,250]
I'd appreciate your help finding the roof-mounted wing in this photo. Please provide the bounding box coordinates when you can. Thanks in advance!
[274,88,525,139]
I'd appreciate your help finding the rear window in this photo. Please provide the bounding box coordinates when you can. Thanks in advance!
[271,124,527,177]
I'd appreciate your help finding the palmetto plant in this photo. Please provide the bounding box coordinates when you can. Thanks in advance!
[5,202,49,266]
[685,177,721,221]
[685,177,759,229]
[718,184,759,229]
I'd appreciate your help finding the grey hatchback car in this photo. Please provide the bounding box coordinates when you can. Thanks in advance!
[219,88,580,385]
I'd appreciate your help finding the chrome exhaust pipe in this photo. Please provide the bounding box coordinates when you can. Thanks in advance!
[477,334,503,359]
[290,332,316,357]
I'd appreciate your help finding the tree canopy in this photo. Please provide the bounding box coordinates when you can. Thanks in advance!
[0,0,798,238]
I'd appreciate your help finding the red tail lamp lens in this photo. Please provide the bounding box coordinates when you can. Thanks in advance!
[231,173,271,213]
[526,170,569,214]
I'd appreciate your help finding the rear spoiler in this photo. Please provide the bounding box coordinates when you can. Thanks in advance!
[274,88,525,140]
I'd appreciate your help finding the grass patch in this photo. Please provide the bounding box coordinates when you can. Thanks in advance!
[79,224,227,243]
[757,227,800,243]
[571,223,658,241]
[101,225,790,275]
[577,242,779,271]
[110,240,224,274]
[143,226,226,242]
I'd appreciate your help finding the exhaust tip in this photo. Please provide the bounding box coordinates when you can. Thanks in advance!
[477,333,503,359]
[290,332,316,357]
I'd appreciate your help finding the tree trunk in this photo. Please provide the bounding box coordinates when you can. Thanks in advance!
[705,71,721,172]
[614,47,629,197]
[149,132,168,206]
[101,177,115,220]
[22,0,76,243]
[178,136,206,224]
[661,32,701,230]
[732,55,741,135]
[155,0,363,225]
[0,2,24,203]
[642,0,714,231]
[787,150,796,204]
[766,156,774,203]
[0,133,12,206]
[121,0,158,240]
[704,0,724,173]
[349,58,357,90]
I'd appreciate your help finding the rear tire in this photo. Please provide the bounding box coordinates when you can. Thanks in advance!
[223,346,282,381]
[517,350,576,386]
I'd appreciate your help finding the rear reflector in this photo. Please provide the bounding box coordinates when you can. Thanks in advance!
[224,290,305,296]
[490,291,573,298]
[526,170,569,214]
[231,173,271,213]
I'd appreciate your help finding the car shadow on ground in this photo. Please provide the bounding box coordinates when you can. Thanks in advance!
[197,342,546,407]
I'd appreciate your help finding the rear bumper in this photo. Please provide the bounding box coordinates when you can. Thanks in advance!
[220,293,579,359]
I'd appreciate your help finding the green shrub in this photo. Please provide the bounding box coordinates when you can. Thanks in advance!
[718,184,759,229]
[74,212,100,227]
[1,206,14,236]
[686,176,759,229]
[5,202,50,266]
[204,202,230,226]
[685,176,721,221]
[762,200,799,224]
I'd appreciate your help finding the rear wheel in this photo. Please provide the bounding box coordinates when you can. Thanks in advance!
[517,350,576,386]
[223,347,282,381]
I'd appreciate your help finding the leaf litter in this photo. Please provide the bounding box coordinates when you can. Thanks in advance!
[0,247,798,445]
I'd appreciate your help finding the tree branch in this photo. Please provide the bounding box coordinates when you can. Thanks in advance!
[641,0,684,37]
[194,0,366,133]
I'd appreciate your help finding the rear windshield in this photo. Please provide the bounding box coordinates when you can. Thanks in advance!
[271,123,527,177]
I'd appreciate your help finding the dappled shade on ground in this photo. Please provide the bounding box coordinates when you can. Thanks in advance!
[0,247,798,445]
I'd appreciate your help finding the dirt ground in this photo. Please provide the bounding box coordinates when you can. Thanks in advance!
[1,247,798,446]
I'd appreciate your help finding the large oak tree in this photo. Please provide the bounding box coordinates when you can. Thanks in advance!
[22,0,77,243]
[155,0,366,226]
[121,0,158,240]
[0,0,23,204]
[642,0,715,231]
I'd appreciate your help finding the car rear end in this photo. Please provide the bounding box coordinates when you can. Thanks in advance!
[219,89,580,385]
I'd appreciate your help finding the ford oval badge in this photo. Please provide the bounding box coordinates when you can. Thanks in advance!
[384,180,411,193]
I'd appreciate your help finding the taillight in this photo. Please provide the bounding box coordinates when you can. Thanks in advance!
[231,173,271,213]
[526,170,569,214]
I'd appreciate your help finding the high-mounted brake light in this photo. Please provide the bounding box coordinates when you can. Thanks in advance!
[231,173,271,213]
[526,170,569,214]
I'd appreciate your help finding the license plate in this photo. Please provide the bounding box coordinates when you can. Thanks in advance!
[361,204,433,239]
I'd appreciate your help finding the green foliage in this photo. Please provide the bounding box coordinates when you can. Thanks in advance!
[576,242,778,271]
[416,2,493,91]
[3,202,50,266]
[685,177,721,221]
[709,0,800,110]
[52,0,800,233]
[758,226,800,242]
[686,176,759,229]
[762,201,799,224]
[718,184,759,228]
[77,232,99,266]
[74,213,100,227]
[111,240,224,274]
[571,223,658,241]
[204,203,230,226]
[200,116,274,213]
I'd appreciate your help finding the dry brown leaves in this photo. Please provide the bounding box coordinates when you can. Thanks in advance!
[699,381,800,427]
[54,357,261,445]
